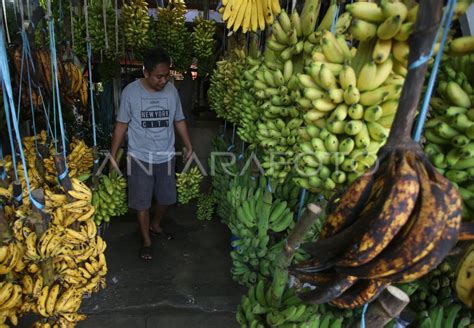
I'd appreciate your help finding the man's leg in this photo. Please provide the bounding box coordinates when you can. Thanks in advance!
[138,209,152,247]
[150,204,168,233]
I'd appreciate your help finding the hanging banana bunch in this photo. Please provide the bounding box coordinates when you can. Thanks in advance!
[218,0,281,33]
[192,15,216,77]
[121,0,151,51]
[89,0,118,60]
[72,15,87,60]
[156,0,192,73]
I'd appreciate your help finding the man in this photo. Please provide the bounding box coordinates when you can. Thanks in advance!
[110,47,193,261]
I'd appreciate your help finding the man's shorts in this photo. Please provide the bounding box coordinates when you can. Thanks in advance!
[127,156,177,210]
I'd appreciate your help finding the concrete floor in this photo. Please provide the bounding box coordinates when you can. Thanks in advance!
[77,117,246,327]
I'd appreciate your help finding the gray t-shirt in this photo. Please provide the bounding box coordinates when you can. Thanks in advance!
[117,79,185,164]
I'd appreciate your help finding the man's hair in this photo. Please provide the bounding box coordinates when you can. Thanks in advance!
[143,47,171,71]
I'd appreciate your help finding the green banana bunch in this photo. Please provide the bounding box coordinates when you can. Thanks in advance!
[196,193,216,221]
[209,136,239,220]
[414,304,473,328]
[156,0,192,73]
[176,167,203,204]
[72,15,87,60]
[121,0,151,51]
[236,55,263,146]
[422,55,474,220]
[208,48,247,124]
[236,279,345,328]
[409,261,459,312]
[89,0,118,60]
[91,171,128,226]
[192,16,216,77]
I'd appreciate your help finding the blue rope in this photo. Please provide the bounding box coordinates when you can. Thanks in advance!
[296,188,307,221]
[360,303,369,328]
[237,140,245,161]
[0,29,43,210]
[2,81,19,180]
[16,42,25,120]
[87,41,97,147]
[412,0,457,142]
[409,0,456,70]
[330,4,340,34]
[0,142,6,180]
[48,18,68,159]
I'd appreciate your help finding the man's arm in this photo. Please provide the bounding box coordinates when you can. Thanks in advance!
[111,122,129,160]
[174,120,193,161]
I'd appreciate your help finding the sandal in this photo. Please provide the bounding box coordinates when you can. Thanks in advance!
[140,246,153,261]
[149,228,174,240]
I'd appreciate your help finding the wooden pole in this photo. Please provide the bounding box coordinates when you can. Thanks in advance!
[53,153,73,200]
[351,286,410,328]
[270,204,322,307]
[384,0,444,149]
[0,205,11,246]
[30,189,54,286]
[12,180,22,206]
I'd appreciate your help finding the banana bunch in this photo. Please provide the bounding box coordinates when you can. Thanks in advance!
[0,242,23,275]
[415,304,473,328]
[63,63,88,107]
[156,0,192,73]
[290,149,462,308]
[410,261,458,311]
[208,48,247,124]
[196,193,216,221]
[192,16,216,77]
[209,136,239,219]
[91,171,127,226]
[121,0,151,51]
[88,0,118,60]
[456,245,474,309]
[218,0,280,33]
[236,55,263,145]
[448,36,474,57]
[422,55,474,220]
[72,15,87,60]
[0,281,22,326]
[295,29,405,193]
[43,138,94,186]
[236,280,344,328]
[176,167,203,204]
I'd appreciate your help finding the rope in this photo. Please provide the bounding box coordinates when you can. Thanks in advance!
[237,140,245,161]
[47,8,68,159]
[70,4,74,50]
[1,0,11,43]
[360,303,369,328]
[102,0,109,50]
[227,124,236,151]
[409,0,455,70]
[2,80,18,180]
[296,188,307,221]
[16,40,25,120]
[84,0,97,149]
[0,142,5,180]
[412,0,457,142]
[0,28,43,210]
[221,120,227,137]
[330,4,340,35]
[114,0,119,54]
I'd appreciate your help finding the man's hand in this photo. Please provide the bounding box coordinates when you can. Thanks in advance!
[183,146,193,163]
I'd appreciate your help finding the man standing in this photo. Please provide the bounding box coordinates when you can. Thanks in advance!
[111,47,193,261]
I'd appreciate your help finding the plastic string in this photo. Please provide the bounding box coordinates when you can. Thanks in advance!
[0,29,43,210]
[412,0,457,142]
[227,124,236,151]
[2,0,11,43]
[48,17,68,159]
[2,80,18,180]
[0,138,5,180]
[360,303,368,328]
[70,4,75,50]
[296,188,307,221]
[16,39,25,120]
[114,0,119,54]
[330,4,340,35]
[84,0,97,150]
[408,0,455,70]
[237,140,245,161]
[102,0,109,50]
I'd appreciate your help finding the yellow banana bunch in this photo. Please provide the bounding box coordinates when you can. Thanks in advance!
[121,0,151,50]
[192,15,216,77]
[156,0,192,73]
[218,0,281,33]
[0,242,21,275]
[63,63,88,107]
[176,167,203,204]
